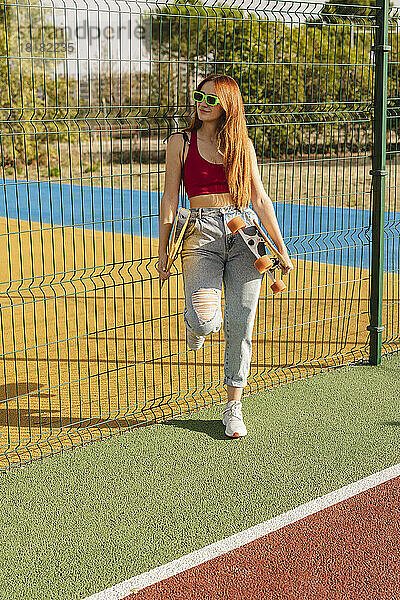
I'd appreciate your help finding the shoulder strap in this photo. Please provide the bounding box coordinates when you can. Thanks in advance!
[162,130,191,145]
[182,130,190,145]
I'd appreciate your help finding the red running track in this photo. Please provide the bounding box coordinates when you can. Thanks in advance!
[125,476,400,600]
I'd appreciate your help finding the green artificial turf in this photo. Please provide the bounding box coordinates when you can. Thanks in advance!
[0,352,399,600]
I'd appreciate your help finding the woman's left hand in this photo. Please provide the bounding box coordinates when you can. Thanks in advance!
[278,248,294,276]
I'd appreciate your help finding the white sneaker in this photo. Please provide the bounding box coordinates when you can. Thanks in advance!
[185,325,205,351]
[222,400,247,438]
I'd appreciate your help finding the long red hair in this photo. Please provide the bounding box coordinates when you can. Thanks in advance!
[184,74,252,209]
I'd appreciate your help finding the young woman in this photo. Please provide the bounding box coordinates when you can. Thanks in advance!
[157,74,294,438]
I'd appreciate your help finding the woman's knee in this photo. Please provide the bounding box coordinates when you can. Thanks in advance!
[185,287,222,336]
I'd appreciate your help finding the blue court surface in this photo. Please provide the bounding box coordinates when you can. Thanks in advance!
[1,179,399,272]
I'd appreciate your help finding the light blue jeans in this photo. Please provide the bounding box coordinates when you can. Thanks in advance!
[181,205,265,388]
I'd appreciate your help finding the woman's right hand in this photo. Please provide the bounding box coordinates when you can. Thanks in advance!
[156,252,171,282]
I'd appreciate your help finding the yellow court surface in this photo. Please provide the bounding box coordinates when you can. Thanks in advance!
[0,216,398,470]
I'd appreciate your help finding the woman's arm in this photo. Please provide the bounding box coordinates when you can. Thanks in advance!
[157,134,183,281]
[247,139,286,252]
[158,134,182,254]
[247,139,294,275]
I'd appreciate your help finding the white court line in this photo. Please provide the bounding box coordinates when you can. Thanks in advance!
[82,462,400,600]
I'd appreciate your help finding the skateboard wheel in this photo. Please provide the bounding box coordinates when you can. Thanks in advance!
[271,280,286,294]
[254,255,273,273]
[227,216,246,234]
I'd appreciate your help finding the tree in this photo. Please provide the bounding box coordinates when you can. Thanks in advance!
[143,0,393,157]
[0,0,81,173]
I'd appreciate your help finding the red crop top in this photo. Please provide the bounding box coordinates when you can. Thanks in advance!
[183,129,229,198]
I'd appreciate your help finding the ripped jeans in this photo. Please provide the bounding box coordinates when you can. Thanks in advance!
[181,205,264,388]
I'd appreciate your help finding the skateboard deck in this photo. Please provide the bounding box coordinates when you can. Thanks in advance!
[251,219,290,268]
[161,207,191,288]
[227,215,290,294]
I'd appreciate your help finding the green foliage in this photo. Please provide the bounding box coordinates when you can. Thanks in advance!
[147,0,391,157]
[1,0,398,166]
[0,0,80,171]
[48,166,60,177]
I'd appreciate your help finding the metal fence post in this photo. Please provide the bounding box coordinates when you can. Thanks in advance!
[368,0,390,365]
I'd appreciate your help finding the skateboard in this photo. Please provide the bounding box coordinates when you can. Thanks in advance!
[160,207,191,288]
[226,216,290,294]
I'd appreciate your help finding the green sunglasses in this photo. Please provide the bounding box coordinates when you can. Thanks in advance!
[193,90,220,106]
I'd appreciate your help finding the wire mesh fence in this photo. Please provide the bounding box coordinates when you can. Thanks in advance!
[0,0,399,470]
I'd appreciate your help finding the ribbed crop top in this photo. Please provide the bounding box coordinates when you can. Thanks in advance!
[183,129,229,198]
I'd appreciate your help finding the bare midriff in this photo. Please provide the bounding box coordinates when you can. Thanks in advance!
[189,192,235,208]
